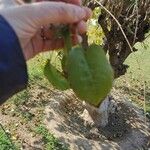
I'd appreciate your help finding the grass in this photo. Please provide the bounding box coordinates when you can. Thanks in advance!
[35,125,68,150]
[13,90,30,106]
[0,53,66,150]
[0,125,17,150]
[115,36,150,113]
[0,36,149,149]
[125,37,150,81]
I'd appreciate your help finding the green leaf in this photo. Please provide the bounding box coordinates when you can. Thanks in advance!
[44,59,70,90]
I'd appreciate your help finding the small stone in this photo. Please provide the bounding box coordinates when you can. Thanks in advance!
[126,120,130,124]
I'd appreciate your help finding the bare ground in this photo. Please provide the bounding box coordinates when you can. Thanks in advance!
[0,85,150,150]
[44,89,150,150]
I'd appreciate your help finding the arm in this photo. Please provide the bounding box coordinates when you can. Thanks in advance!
[0,15,28,104]
[0,1,91,104]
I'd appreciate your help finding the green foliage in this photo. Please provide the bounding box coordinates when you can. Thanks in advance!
[28,52,64,88]
[87,8,104,45]
[13,90,29,106]
[19,110,35,121]
[0,126,16,150]
[44,26,113,106]
[27,55,46,80]
[125,37,150,81]
[67,44,113,106]
[115,37,150,113]
[44,59,70,90]
[35,125,68,150]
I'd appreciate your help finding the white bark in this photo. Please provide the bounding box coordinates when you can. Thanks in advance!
[83,96,117,127]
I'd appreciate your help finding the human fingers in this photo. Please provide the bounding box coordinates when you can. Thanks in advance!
[35,0,81,5]
[71,21,87,35]
[0,0,22,9]
[61,0,81,5]
[0,0,23,8]
[41,21,87,40]
[0,2,91,36]
[42,34,82,51]
[29,2,91,25]
[23,33,81,60]
[1,2,91,28]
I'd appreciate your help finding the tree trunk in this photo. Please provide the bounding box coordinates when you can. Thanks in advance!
[82,95,117,127]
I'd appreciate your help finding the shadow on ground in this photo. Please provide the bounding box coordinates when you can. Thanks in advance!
[44,90,150,150]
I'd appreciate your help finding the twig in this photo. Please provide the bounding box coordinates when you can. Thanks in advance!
[145,33,150,39]
[132,0,139,45]
[143,81,147,125]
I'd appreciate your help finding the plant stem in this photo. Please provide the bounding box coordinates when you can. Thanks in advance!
[62,25,72,55]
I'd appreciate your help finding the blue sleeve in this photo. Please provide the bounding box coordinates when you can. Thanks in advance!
[0,16,28,105]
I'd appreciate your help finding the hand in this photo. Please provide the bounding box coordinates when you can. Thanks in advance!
[0,0,92,60]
